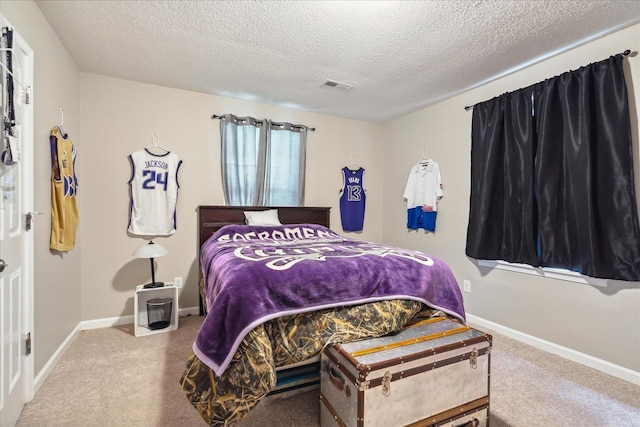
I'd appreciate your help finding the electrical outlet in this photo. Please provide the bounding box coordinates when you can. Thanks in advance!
[174,276,183,288]
[463,280,471,293]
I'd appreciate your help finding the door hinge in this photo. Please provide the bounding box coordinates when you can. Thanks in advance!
[26,332,32,355]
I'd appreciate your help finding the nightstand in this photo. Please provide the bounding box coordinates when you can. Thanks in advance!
[134,283,179,336]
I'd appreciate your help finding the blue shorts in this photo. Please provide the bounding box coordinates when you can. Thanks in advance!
[407,207,437,232]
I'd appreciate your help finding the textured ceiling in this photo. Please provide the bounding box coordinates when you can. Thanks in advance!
[35,1,640,122]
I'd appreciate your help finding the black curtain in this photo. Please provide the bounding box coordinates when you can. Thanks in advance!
[466,88,538,266]
[466,54,640,281]
[534,55,640,279]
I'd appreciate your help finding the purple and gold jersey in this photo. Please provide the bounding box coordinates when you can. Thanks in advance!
[50,127,79,251]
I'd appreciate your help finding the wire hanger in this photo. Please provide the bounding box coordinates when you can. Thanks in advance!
[147,132,169,153]
[0,51,25,90]
[0,47,24,73]
[419,148,430,165]
[2,24,32,104]
[347,154,360,170]
[0,54,31,106]
[57,107,67,136]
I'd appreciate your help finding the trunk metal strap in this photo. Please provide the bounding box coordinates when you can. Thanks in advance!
[406,316,447,327]
[349,325,472,358]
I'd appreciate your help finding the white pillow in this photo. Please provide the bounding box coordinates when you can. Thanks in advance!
[244,209,282,226]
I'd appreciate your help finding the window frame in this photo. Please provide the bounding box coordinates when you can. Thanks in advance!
[477,259,608,287]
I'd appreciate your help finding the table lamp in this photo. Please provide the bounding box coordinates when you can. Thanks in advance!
[133,241,168,288]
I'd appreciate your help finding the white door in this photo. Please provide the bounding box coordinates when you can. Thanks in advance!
[0,21,34,427]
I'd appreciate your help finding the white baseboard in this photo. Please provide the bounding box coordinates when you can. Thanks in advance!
[33,306,201,392]
[466,313,640,386]
[80,306,200,330]
[80,314,135,330]
[33,323,82,394]
[178,306,201,317]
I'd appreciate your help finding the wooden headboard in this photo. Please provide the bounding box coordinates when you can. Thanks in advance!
[198,205,331,249]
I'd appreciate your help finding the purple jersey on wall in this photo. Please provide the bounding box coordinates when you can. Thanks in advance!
[339,167,366,232]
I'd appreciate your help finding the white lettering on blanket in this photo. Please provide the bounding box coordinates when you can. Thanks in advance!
[214,226,435,270]
[233,242,435,271]
[216,226,336,243]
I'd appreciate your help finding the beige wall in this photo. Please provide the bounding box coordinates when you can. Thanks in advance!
[383,24,640,372]
[6,0,640,380]
[2,0,82,375]
[77,74,386,320]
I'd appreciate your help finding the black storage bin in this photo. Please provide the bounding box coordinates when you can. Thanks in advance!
[147,297,173,330]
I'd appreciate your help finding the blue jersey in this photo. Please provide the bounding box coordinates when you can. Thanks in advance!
[339,167,366,232]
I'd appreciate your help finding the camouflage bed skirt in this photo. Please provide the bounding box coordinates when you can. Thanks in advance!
[180,300,446,426]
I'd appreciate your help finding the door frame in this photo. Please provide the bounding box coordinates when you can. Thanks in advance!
[17,18,35,405]
[1,15,35,416]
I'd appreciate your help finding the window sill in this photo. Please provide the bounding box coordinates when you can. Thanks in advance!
[477,260,607,287]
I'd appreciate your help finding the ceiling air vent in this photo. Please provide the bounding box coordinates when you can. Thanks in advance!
[322,79,353,90]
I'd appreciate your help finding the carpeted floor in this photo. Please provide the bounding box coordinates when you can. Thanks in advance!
[16,315,640,426]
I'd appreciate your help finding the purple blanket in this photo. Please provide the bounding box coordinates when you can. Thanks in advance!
[193,224,465,376]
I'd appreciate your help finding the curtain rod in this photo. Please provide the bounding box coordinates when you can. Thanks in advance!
[211,114,315,132]
[463,49,632,111]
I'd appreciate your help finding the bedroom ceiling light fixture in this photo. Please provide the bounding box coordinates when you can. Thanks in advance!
[322,79,353,90]
[133,240,168,288]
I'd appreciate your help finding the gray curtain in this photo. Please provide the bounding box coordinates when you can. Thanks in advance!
[220,114,266,206]
[220,114,307,207]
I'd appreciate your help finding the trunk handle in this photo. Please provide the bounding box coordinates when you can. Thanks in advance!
[325,364,351,397]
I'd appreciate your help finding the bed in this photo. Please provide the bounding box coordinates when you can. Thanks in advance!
[180,205,465,426]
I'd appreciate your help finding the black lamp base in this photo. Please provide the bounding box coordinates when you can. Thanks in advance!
[143,282,165,289]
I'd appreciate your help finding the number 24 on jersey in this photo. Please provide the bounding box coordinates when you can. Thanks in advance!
[142,170,168,191]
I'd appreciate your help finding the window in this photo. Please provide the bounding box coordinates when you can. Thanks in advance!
[265,125,305,206]
[219,114,307,206]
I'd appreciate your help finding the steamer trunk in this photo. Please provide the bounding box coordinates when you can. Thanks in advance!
[320,318,491,427]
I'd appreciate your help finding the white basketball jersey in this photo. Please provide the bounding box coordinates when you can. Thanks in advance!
[128,149,182,236]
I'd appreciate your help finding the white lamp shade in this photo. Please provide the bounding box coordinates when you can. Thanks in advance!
[132,241,169,259]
